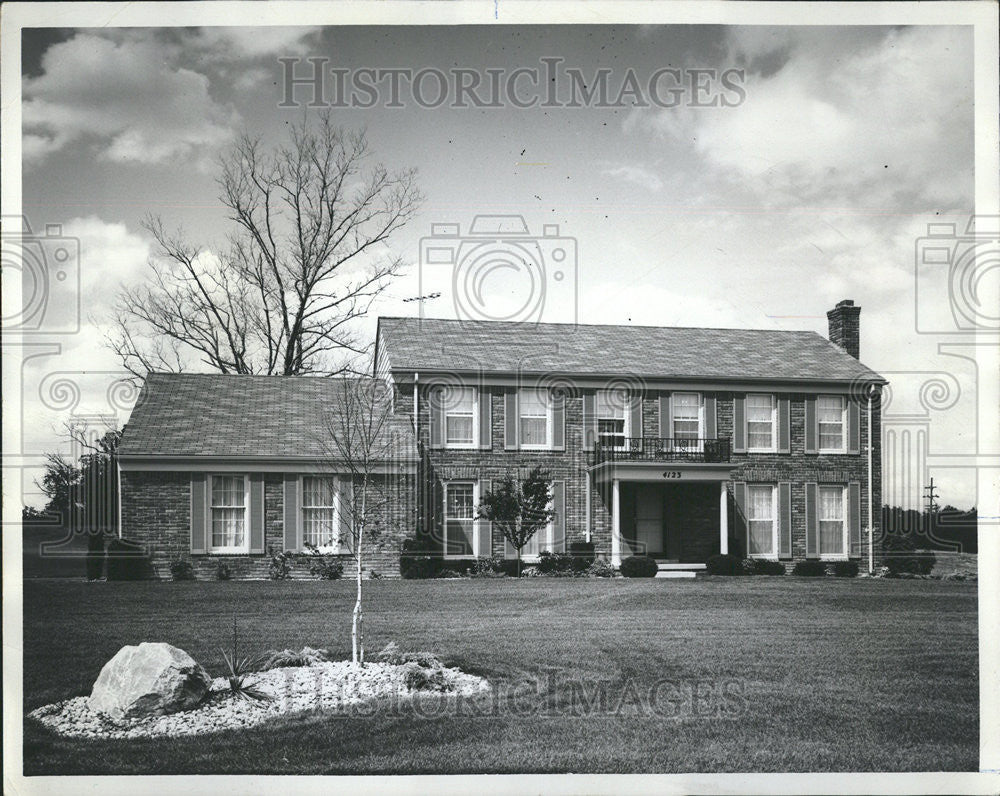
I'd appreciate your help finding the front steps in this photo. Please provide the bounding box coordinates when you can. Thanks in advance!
[653,561,706,579]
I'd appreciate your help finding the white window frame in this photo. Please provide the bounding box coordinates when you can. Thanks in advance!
[208,473,250,554]
[596,388,629,450]
[443,386,478,449]
[300,475,340,553]
[520,496,555,561]
[817,395,847,454]
[746,484,778,559]
[518,388,553,450]
[443,481,479,559]
[671,391,703,451]
[818,484,849,560]
[746,393,777,453]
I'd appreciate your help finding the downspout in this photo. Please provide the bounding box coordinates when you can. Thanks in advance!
[413,372,419,436]
[116,460,123,539]
[867,387,874,575]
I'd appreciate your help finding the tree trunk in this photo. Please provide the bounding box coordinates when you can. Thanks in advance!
[352,526,364,666]
[516,548,522,578]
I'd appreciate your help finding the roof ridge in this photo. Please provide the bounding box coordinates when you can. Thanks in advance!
[378,315,823,335]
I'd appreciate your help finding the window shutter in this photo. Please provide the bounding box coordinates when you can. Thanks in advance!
[732,481,747,555]
[704,395,717,440]
[190,473,207,554]
[478,389,492,449]
[848,481,862,557]
[582,392,597,450]
[551,480,566,553]
[777,397,790,453]
[476,479,492,557]
[283,474,299,552]
[804,397,817,454]
[805,482,819,559]
[847,398,861,454]
[628,392,642,447]
[733,395,747,453]
[339,476,354,554]
[551,394,565,451]
[429,386,444,449]
[658,393,670,438]
[504,389,519,450]
[778,481,792,559]
[249,474,265,554]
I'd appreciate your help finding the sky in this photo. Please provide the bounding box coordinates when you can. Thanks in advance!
[15,22,982,508]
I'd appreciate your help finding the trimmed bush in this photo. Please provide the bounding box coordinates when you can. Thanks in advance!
[169,560,195,581]
[401,556,437,580]
[303,544,344,580]
[883,534,935,576]
[400,536,438,578]
[587,558,617,578]
[106,538,152,580]
[261,646,330,669]
[742,558,786,576]
[831,560,860,578]
[705,553,742,576]
[436,568,463,579]
[620,555,658,578]
[569,541,596,567]
[793,560,828,577]
[536,551,575,574]
[268,550,292,580]
[471,556,506,577]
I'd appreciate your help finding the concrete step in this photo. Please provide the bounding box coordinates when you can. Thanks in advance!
[654,570,697,579]
[655,562,707,571]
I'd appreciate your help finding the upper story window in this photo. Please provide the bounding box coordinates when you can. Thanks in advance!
[519,389,550,448]
[818,395,846,452]
[444,386,476,447]
[746,393,776,452]
[210,475,248,553]
[302,476,338,550]
[596,389,626,448]
[672,392,701,441]
[818,485,847,558]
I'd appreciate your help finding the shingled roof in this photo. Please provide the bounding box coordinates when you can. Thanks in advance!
[119,374,417,459]
[377,317,885,384]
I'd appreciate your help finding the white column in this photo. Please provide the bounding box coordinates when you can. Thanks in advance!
[611,479,621,567]
[719,480,728,555]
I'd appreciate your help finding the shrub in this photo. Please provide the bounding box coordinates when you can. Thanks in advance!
[400,537,437,578]
[106,538,153,581]
[377,642,445,670]
[215,561,233,580]
[471,556,506,577]
[741,558,786,576]
[882,533,935,576]
[569,541,596,568]
[831,560,860,578]
[587,558,617,578]
[705,553,742,576]
[793,560,828,577]
[536,550,575,574]
[401,556,437,580]
[261,646,330,670]
[367,569,382,580]
[436,568,463,578]
[303,544,344,580]
[169,559,195,581]
[85,531,105,581]
[268,550,292,580]
[620,555,658,578]
[402,661,447,691]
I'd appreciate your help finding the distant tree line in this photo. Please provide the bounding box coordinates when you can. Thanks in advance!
[882,504,978,554]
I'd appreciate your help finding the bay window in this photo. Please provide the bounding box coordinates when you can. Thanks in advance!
[210,475,248,553]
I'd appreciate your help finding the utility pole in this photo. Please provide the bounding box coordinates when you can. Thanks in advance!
[923,477,940,534]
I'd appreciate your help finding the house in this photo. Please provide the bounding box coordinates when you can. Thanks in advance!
[118,299,885,577]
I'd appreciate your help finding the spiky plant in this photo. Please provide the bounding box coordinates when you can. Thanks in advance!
[220,612,273,702]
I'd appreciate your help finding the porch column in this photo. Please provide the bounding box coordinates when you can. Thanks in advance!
[611,478,621,567]
[719,480,728,555]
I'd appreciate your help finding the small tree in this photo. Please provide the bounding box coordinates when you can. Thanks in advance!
[477,467,555,577]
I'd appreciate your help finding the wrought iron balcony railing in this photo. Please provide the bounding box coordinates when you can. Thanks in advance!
[593,437,732,464]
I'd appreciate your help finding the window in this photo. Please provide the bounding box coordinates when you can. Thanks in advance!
[302,476,338,550]
[818,395,846,452]
[444,387,475,447]
[210,475,247,552]
[672,392,701,449]
[596,389,626,448]
[747,484,776,557]
[519,389,550,448]
[521,497,555,558]
[444,482,476,557]
[819,486,847,558]
[746,393,776,451]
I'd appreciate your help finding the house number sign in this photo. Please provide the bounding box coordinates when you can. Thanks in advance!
[662,471,683,479]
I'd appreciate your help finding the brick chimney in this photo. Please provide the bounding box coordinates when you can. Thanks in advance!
[827,299,861,359]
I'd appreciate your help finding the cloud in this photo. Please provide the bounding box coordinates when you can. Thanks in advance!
[600,163,663,192]
[190,26,321,59]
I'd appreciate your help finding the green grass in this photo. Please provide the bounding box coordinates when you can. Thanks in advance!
[22,577,978,774]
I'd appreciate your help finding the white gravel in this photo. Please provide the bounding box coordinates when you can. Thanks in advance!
[28,661,491,739]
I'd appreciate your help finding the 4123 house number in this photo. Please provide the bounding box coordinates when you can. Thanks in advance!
[662,471,682,479]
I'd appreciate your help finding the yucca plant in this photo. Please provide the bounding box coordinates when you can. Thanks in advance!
[220,613,273,702]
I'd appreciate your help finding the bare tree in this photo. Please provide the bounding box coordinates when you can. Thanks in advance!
[109,113,422,377]
[321,377,409,665]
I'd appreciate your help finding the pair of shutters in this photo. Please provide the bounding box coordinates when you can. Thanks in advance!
[427,386,493,449]
[190,473,352,554]
[656,393,718,440]
[503,480,566,557]
[581,392,643,449]
[733,395,791,454]
[502,389,566,451]
[804,397,861,454]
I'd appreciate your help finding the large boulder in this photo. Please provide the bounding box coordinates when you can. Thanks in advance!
[89,642,212,719]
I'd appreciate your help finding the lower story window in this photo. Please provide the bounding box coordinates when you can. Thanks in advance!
[210,475,247,552]
[303,476,338,549]
[444,482,475,557]
[747,484,776,557]
[819,485,847,557]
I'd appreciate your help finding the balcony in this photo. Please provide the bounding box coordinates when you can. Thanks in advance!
[593,437,732,465]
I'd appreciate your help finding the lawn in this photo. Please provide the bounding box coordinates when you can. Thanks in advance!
[21,577,978,774]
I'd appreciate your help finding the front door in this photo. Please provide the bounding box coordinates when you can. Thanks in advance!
[634,486,664,556]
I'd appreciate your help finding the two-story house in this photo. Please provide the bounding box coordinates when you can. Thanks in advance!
[117,299,884,577]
